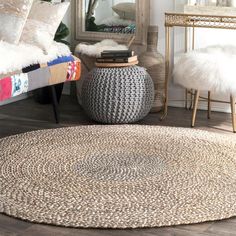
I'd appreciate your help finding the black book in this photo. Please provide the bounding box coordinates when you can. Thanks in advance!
[101,50,134,59]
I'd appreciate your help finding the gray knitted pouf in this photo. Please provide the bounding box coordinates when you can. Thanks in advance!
[81,66,154,124]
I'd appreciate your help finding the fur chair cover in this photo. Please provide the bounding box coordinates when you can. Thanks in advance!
[75,39,128,57]
[0,40,71,75]
[173,45,236,95]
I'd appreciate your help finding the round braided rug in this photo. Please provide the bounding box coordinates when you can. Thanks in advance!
[1,125,236,228]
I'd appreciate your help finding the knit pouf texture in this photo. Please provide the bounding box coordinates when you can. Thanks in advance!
[81,66,154,124]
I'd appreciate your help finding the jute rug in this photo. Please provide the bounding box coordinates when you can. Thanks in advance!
[1,125,236,228]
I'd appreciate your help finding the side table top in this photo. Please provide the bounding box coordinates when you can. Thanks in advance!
[165,12,236,30]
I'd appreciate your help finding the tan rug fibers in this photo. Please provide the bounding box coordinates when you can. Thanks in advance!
[0,125,236,228]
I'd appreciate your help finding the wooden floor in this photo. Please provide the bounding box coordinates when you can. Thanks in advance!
[0,95,236,236]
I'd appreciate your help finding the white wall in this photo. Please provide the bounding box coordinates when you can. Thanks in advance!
[150,0,174,54]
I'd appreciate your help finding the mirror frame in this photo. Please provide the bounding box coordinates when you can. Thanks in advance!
[71,0,150,47]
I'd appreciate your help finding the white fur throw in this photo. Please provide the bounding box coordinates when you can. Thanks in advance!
[75,39,128,57]
[0,40,71,75]
[98,16,135,26]
[173,45,236,95]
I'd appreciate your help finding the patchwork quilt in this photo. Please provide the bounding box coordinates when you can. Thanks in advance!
[0,55,81,102]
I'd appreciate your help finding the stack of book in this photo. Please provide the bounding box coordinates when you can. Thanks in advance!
[95,50,138,67]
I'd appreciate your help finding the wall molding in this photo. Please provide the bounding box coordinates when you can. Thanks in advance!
[168,87,231,113]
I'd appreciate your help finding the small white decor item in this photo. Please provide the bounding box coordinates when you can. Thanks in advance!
[75,39,128,57]
[0,0,33,44]
[112,2,136,20]
[20,0,70,53]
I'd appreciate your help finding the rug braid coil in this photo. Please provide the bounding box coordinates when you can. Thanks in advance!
[1,125,236,228]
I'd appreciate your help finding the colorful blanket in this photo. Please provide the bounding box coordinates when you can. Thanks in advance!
[0,55,81,102]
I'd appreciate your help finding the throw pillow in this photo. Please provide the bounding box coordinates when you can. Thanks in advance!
[0,0,33,44]
[20,0,70,53]
[112,3,136,21]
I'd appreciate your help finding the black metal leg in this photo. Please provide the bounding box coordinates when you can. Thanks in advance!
[50,86,60,124]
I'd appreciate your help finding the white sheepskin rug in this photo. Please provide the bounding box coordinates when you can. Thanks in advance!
[98,16,135,26]
[173,45,236,95]
[0,40,71,75]
[75,39,128,57]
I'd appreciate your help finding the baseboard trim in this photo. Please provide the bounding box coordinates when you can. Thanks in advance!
[168,87,231,113]
[169,100,231,113]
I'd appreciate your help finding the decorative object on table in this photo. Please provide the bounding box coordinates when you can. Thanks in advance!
[95,49,138,67]
[96,50,138,64]
[174,45,236,132]
[2,125,236,228]
[81,66,154,124]
[100,49,134,58]
[139,26,165,113]
[0,0,33,44]
[33,0,70,104]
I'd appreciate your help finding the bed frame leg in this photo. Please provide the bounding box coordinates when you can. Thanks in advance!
[50,86,60,124]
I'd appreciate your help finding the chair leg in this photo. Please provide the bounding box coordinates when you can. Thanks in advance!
[191,90,200,128]
[51,85,60,124]
[230,95,236,133]
[208,91,211,119]
[189,89,194,110]
[185,89,188,109]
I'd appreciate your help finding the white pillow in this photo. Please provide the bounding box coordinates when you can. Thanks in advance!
[0,0,33,44]
[112,3,136,21]
[20,1,70,52]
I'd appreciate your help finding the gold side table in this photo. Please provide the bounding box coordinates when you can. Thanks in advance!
[162,12,236,120]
